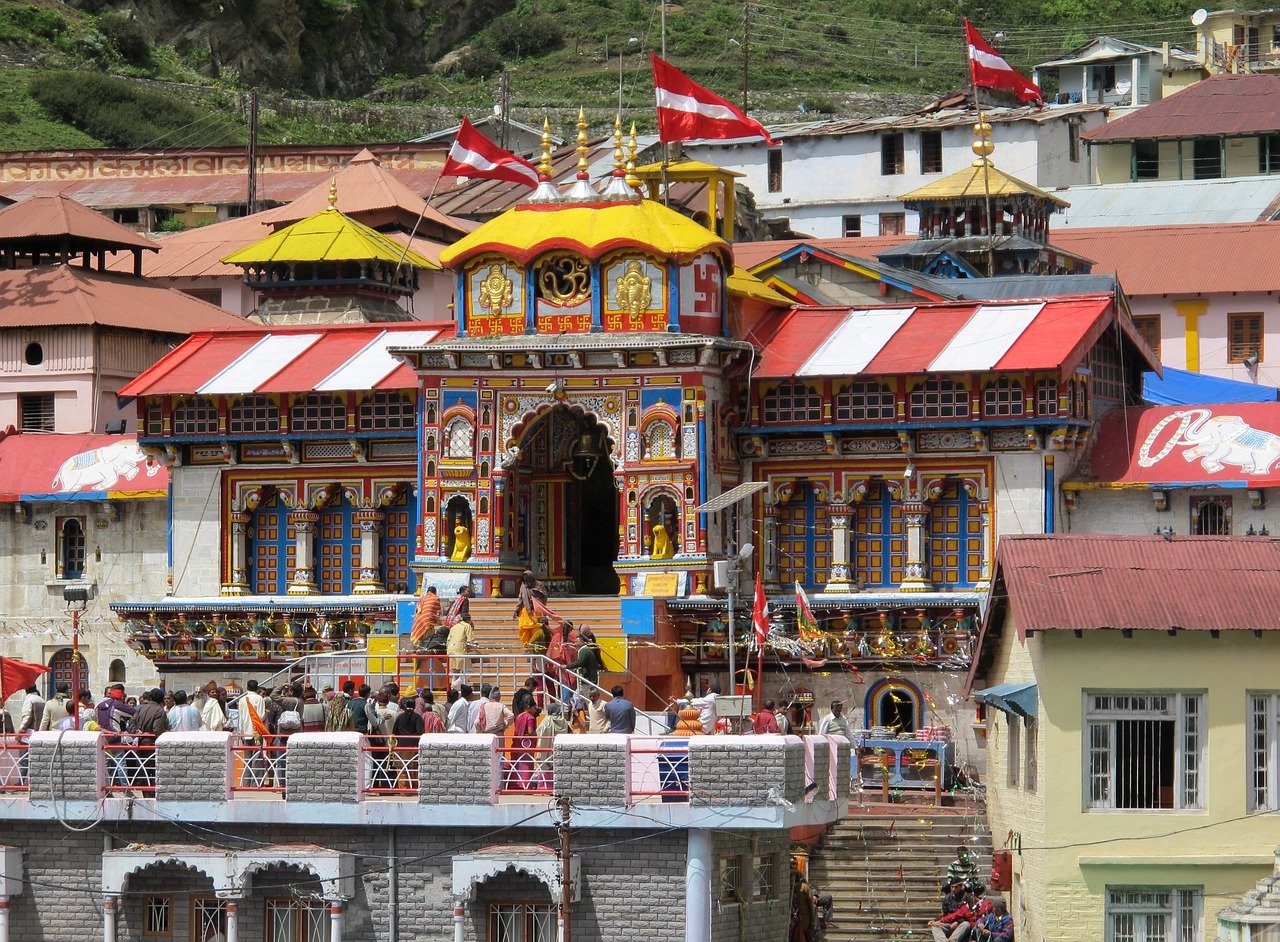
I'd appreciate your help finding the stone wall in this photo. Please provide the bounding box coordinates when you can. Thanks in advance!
[285,732,364,802]
[688,735,805,807]
[26,730,103,802]
[155,731,232,802]
[553,735,628,803]
[710,831,791,942]
[418,734,498,804]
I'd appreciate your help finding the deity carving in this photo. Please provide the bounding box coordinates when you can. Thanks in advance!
[614,260,653,315]
[477,265,514,316]
[450,523,473,562]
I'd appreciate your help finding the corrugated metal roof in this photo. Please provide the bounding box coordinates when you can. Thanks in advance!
[733,236,910,270]
[1034,36,1199,71]
[993,534,1280,634]
[1054,176,1280,227]
[0,193,157,249]
[1084,73,1280,141]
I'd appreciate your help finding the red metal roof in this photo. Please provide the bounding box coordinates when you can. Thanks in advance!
[0,264,245,332]
[0,432,167,501]
[755,294,1123,379]
[0,193,158,250]
[1083,73,1280,141]
[734,236,910,271]
[992,534,1280,636]
[118,321,455,398]
[1073,403,1280,487]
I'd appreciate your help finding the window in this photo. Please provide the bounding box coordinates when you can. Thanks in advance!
[983,378,1025,417]
[835,380,895,421]
[879,212,906,236]
[1133,316,1161,359]
[191,898,227,942]
[1228,313,1264,364]
[112,208,140,226]
[266,898,326,942]
[1192,137,1221,180]
[762,382,822,423]
[228,395,280,435]
[1025,718,1037,793]
[1133,140,1160,180]
[1069,121,1081,163]
[1090,340,1126,404]
[751,854,776,901]
[290,393,347,433]
[880,133,904,175]
[59,517,85,580]
[720,855,745,902]
[487,903,555,942]
[1007,713,1020,787]
[19,393,54,432]
[1191,496,1231,536]
[1085,693,1203,811]
[172,396,218,436]
[1035,379,1059,416]
[143,896,172,937]
[909,378,969,419]
[1091,64,1117,92]
[767,148,783,193]
[359,390,415,431]
[444,416,475,459]
[144,403,164,436]
[1105,887,1202,942]
[841,214,862,238]
[1248,693,1280,812]
[24,342,43,366]
[180,287,222,306]
[643,421,676,460]
[1260,134,1280,175]
[920,130,943,174]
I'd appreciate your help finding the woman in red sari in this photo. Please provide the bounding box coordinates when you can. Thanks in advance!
[510,703,540,790]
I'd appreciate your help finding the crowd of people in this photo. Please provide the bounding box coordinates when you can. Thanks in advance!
[926,848,1014,942]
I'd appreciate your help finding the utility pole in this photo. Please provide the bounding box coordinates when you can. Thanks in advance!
[558,794,573,942]
[498,71,511,151]
[246,88,259,215]
[741,2,750,112]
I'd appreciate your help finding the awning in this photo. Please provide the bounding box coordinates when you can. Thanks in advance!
[973,682,1037,719]
[1143,367,1277,406]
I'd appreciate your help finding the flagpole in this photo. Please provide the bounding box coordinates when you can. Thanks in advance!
[968,28,997,278]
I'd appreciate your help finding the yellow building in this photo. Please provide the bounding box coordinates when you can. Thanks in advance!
[1196,8,1280,74]
[970,534,1280,942]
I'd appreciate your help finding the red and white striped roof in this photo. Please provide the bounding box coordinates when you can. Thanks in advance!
[119,322,454,398]
[756,295,1132,379]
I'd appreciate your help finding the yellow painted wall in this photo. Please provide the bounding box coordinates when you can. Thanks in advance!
[1091,143,1132,184]
[1225,137,1261,176]
[981,625,1280,942]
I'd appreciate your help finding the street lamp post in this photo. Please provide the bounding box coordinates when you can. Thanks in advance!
[63,583,94,729]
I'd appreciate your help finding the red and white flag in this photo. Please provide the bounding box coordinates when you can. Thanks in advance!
[442,117,540,188]
[965,19,1042,105]
[751,571,771,649]
[652,53,776,145]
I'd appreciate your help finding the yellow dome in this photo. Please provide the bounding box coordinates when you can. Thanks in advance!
[438,197,730,269]
[222,207,438,269]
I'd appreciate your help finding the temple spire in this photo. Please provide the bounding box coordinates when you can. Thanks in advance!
[567,106,597,201]
[601,113,636,199]
[527,115,562,204]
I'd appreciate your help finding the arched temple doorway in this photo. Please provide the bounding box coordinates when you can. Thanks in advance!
[510,406,619,595]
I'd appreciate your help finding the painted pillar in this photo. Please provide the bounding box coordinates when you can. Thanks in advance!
[286,510,320,595]
[102,895,118,942]
[685,828,712,942]
[899,501,933,592]
[1043,455,1056,534]
[761,509,781,590]
[695,399,708,553]
[493,471,507,559]
[1173,298,1208,373]
[453,899,465,942]
[329,900,344,942]
[823,508,856,593]
[0,896,8,942]
[223,511,251,596]
[353,509,386,595]
[224,900,238,942]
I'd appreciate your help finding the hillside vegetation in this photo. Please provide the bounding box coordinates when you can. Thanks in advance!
[0,0,1199,150]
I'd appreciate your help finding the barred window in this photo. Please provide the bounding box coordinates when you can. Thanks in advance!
[1105,888,1202,942]
[1191,496,1231,535]
[982,378,1025,417]
[228,395,280,434]
[1086,692,1202,811]
[144,403,164,436]
[445,416,475,459]
[290,393,347,433]
[762,382,822,423]
[143,896,171,937]
[1090,340,1126,403]
[835,381,895,421]
[172,396,218,435]
[1229,313,1264,364]
[359,390,416,431]
[909,378,969,419]
[1035,379,1059,416]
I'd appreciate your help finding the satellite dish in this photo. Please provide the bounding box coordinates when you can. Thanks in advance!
[1191,9,1208,26]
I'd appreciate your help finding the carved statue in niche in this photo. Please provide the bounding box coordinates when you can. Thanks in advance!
[477,265,514,315]
[650,523,675,560]
[537,254,591,306]
[450,524,472,562]
[614,260,653,315]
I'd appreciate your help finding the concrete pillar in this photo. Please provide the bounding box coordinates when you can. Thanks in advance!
[330,900,344,942]
[225,900,238,942]
[685,828,712,942]
[353,510,385,595]
[223,511,251,596]
[102,894,118,942]
[453,898,465,942]
[899,501,933,592]
[287,510,320,594]
[823,508,855,593]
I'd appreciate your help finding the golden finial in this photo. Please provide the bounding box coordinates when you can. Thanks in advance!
[612,114,626,176]
[327,176,338,211]
[971,119,995,166]
[539,116,554,179]
[625,121,640,188]
[576,106,590,180]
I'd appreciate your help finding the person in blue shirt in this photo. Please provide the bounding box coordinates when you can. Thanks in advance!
[603,684,636,733]
[972,898,1013,942]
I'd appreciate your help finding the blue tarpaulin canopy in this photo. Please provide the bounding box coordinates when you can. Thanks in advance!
[1143,368,1277,406]
[973,682,1038,719]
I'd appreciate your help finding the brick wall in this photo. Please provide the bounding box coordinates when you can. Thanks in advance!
[155,731,231,802]
[285,732,364,803]
[689,736,805,807]
[418,734,498,804]
[26,730,103,802]
[553,736,627,802]
[710,831,790,942]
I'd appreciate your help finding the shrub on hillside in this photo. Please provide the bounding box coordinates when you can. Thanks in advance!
[29,72,241,149]
[489,14,563,58]
[457,46,504,79]
[97,11,153,67]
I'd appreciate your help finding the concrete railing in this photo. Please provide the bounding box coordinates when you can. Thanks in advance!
[12,730,852,808]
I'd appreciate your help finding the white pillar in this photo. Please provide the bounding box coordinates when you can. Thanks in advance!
[0,897,10,942]
[823,509,856,593]
[685,828,712,942]
[225,900,238,942]
[223,511,251,596]
[102,895,118,942]
[287,510,320,594]
[329,900,344,942]
[453,898,465,942]
[353,510,385,595]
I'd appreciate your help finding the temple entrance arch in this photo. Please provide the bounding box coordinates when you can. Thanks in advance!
[508,405,620,595]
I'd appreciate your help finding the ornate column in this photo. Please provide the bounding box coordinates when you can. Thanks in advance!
[823,506,856,593]
[224,900,239,942]
[973,486,992,591]
[286,509,320,595]
[492,471,507,558]
[899,496,934,593]
[223,511,252,596]
[102,894,118,942]
[329,900,345,942]
[353,510,385,595]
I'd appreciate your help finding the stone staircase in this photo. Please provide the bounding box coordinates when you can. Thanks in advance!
[807,809,993,942]
[465,596,625,651]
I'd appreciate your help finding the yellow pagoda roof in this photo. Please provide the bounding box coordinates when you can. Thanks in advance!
[899,162,1070,208]
[438,197,730,269]
[727,266,791,306]
[221,207,438,269]
[631,159,745,181]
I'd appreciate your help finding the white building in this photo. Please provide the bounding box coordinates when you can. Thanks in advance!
[684,101,1106,239]
[1033,36,1201,109]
